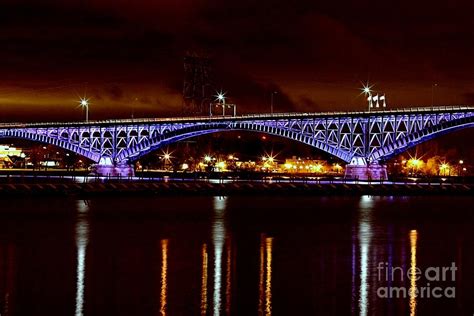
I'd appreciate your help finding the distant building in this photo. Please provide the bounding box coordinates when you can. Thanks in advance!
[0,145,23,168]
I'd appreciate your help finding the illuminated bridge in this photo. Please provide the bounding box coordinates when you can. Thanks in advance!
[1,106,473,179]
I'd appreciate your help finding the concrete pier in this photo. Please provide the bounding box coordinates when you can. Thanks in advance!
[91,164,135,177]
[344,164,388,181]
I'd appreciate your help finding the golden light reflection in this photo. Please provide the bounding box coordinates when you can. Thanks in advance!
[201,243,208,316]
[160,239,169,316]
[265,237,273,316]
[409,230,418,316]
[258,234,273,316]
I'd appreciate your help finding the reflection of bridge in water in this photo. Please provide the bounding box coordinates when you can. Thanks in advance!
[1,106,473,179]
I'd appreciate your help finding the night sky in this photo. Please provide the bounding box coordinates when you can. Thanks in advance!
[1,0,474,121]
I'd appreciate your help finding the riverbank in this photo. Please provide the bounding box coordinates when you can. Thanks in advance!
[0,180,472,197]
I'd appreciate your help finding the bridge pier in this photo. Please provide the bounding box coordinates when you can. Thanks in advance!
[91,158,135,177]
[344,157,387,181]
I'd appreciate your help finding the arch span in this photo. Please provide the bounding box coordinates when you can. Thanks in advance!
[370,117,474,162]
[116,123,352,163]
[0,130,100,162]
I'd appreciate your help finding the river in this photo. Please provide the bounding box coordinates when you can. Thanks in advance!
[0,195,472,315]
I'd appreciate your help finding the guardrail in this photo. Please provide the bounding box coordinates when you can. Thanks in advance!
[1,105,473,129]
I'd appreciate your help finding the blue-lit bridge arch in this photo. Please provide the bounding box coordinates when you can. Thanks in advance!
[1,106,473,178]
[116,122,352,163]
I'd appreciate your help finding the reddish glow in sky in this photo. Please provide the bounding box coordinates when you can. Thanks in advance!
[1,0,474,121]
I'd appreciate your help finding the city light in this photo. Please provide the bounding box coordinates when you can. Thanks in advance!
[161,149,173,162]
[440,163,450,176]
[216,161,226,171]
[314,163,323,173]
[361,82,374,96]
[204,155,212,163]
[78,97,90,122]
[215,91,226,104]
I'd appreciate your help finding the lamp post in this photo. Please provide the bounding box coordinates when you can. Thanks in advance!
[217,93,226,116]
[361,83,373,112]
[79,98,89,122]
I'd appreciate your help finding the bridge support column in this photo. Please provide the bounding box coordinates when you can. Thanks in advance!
[344,157,387,181]
[91,158,135,177]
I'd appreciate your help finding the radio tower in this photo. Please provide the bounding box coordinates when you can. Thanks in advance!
[183,52,213,115]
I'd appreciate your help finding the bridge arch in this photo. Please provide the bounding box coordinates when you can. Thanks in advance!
[370,116,474,162]
[115,122,353,163]
[0,130,100,162]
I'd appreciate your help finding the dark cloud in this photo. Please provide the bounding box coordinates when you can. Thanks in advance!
[0,0,474,121]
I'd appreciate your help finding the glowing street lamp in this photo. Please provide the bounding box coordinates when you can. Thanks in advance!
[407,158,423,175]
[216,92,226,105]
[361,82,374,112]
[214,91,227,116]
[78,98,90,122]
[204,155,212,163]
[440,163,450,176]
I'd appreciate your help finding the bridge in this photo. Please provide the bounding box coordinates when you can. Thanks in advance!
[1,106,473,179]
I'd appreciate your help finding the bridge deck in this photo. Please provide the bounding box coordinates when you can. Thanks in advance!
[0,105,473,128]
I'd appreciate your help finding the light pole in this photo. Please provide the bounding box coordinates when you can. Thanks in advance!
[361,83,373,112]
[219,93,226,116]
[270,91,277,114]
[79,98,89,122]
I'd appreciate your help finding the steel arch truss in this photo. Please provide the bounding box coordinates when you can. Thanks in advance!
[0,108,473,165]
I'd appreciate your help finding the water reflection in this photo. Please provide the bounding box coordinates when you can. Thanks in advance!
[213,196,227,316]
[409,230,418,316]
[225,239,232,316]
[265,237,273,316]
[0,196,468,315]
[358,195,373,316]
[75,200,90,316]
[160,239,169,316]
[201,243,208,315]
[258,234,273,316]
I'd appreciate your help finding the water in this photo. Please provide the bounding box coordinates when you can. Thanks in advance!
[0,195,473,315]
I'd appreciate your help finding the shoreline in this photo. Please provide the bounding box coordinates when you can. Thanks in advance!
[0,180,472,197]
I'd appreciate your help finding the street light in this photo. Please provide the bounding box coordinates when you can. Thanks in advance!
[215,91,226,116]
[79,98,90,122]
[361,82,374,112]
[212,90,237,117]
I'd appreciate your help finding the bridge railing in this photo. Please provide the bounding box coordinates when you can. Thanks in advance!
[0,105,473,129]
